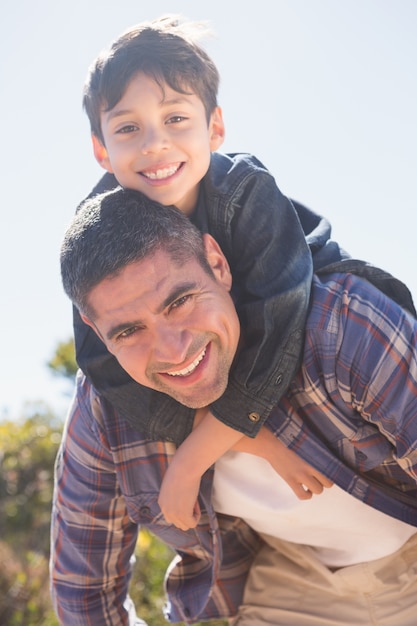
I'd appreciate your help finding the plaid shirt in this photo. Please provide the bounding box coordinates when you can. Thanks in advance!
[51,273,417,625]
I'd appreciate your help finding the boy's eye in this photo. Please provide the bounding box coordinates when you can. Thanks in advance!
[167,115,187,125]
[116,124,138,134]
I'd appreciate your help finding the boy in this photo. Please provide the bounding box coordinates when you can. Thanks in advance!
[74,15,413,529]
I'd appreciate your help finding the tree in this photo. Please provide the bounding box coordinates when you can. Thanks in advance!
[46,337,77,380]
[1,340,228,625]
[0,406,62,626]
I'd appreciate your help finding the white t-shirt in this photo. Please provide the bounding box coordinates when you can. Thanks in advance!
[212,451,416,567]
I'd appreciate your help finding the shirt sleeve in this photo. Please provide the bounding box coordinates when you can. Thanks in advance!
[305,273,417,481]
[334,275,417,478]
[50,375,143,626]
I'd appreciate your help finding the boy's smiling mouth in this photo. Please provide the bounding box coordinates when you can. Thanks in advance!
[141,163,183,180]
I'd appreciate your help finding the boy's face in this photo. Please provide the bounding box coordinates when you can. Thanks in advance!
[82,235,240,409]
[93,73,225,216]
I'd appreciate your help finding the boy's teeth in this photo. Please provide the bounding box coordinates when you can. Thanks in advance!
[167,348,206,377]
[143,164,179,179]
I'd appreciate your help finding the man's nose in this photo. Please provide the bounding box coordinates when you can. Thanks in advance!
[152,325,193,364]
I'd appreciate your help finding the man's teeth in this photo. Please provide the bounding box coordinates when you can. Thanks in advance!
[167,348,206,377]
[143,164,180,179]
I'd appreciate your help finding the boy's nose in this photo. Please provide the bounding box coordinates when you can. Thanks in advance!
[140,126,169,154]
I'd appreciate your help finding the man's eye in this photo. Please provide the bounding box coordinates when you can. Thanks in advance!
[117,326,139,340]
[170,295,191,310]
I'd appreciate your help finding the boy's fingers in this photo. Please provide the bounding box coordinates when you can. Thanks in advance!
[290,482,313,500]
[161,500,201,530]
[292,475,334,500]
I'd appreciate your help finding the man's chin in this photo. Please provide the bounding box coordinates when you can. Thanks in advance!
[162,381,228,409]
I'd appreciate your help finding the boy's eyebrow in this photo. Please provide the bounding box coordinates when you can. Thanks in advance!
[105,281,198,341]
[105,95,195,121]
[105,108,135,122]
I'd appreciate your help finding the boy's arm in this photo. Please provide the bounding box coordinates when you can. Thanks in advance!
[231,424,333,497]
[158,410,333,530]
[158,410,243,530]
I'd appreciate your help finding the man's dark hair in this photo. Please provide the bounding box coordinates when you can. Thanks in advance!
[60,187,213,317]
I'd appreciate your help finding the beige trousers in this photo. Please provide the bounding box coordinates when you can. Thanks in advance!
[232,532,417,626]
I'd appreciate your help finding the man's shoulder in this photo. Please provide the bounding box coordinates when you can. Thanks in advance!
[311,271,393,310]
[309,271,415,335]
[67,371,101,427]
[316,260,416,318]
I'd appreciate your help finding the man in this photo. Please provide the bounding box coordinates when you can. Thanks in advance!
[52,187,417,625]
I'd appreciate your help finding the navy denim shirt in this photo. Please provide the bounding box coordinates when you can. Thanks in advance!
[73,152,415,444]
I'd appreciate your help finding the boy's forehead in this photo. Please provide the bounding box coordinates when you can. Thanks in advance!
[103,71,196,111]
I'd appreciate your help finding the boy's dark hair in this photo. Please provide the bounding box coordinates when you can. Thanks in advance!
[60,187,213,318]
[83,14,220,144]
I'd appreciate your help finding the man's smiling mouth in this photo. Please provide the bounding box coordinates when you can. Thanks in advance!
[166,347,206,377]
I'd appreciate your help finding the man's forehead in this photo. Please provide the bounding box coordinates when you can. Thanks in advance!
[88,250,201,319]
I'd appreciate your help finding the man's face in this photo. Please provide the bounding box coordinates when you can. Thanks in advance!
[83,236,240,408]
[92,72,224,216]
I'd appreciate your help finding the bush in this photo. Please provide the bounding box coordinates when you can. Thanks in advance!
[0,410,227,625]
[0,408,62,554]
[130,530,228,626]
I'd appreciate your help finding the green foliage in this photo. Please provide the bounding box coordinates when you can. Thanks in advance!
[130,530,228,626]
[0,541,58,626]
[1,339,229,625]
[0,407,62,626]
[0,408,62,553]
[47,337,77,380]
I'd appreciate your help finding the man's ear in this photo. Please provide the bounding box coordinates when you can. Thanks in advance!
[209,107,225,152]
[80,312,95,331]
[203,234,232,290]
[80,312,104,342]
[91,134,114,173]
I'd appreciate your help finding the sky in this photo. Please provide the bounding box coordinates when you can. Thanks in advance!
[1,0,416,420]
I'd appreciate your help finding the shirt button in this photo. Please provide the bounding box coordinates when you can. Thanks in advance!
[140,506,151,516]
[248,412,260,423]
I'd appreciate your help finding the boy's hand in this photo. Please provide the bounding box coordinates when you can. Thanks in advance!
[158,459,201,530]
[231,426,333,500]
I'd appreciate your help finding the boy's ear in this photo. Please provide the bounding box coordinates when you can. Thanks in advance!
[209,107,225,151]
[202,233,232,290]
[91,135,114,173]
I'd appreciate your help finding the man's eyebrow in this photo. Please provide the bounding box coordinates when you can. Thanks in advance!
[158,281,197,313]
[105,320,140,342]
[105,281,198,341]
